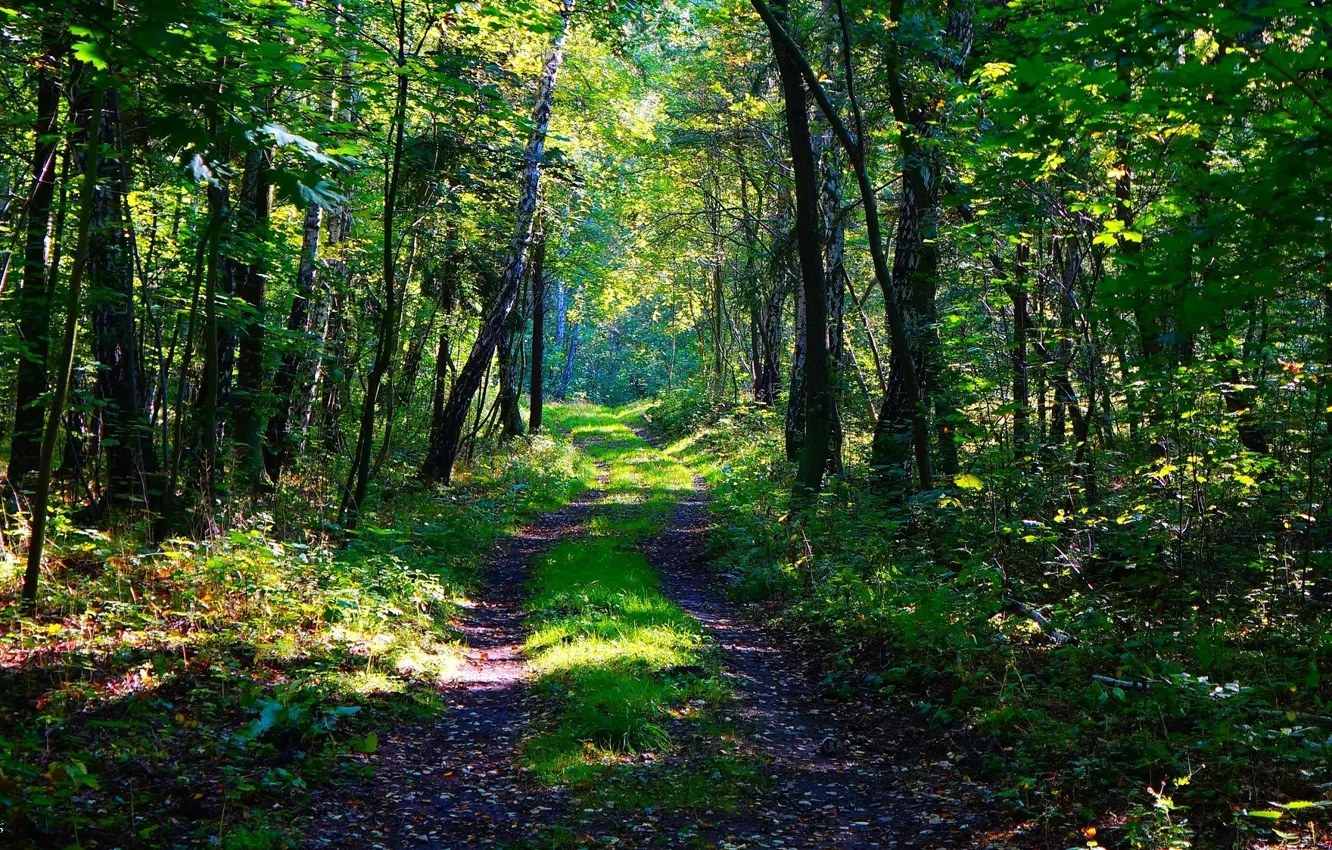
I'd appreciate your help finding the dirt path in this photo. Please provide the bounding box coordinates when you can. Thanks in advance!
[638,476,997,849]
[304,488,603,848]
[306,436,1000,849]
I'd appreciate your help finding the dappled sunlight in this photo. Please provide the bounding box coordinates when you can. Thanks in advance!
[517,404,755,809]
[0,433,592,843]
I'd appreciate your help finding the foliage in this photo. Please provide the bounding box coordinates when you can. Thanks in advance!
[0,434,589,846]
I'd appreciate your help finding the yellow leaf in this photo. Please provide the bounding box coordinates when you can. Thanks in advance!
[955,473,984,491]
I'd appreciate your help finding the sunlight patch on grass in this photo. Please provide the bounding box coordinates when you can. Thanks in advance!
[0,430,593,841]
[522,537,710,781]
[519,403,764,816]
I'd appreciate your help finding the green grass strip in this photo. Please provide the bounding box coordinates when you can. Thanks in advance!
[520,404,759,810]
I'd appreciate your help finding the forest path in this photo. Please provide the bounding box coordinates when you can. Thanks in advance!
[306,406,997,849]
[633,429,996,849]
[303,480,607,848]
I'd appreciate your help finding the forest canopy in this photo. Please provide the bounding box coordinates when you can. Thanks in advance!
[1,0,1331,847]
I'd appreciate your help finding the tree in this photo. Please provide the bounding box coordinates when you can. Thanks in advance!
[529,230,548,433]
[421,0,575,484]
[8,24,65,491]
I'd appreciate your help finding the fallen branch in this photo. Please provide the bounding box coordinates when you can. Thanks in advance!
[1005,599,1075,645]
[1092,675,1152,691]
[1252,708,1332,727]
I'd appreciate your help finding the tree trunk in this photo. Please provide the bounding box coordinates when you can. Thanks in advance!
[755,268,786,406]
[764,0,831,495]
[200,179,226,525]
[84,79,157,513]
[396,301,436,410]
[22,82,105,613]
[559,323,579,400]
[786,267,807,461]
[498,316,528,439]
[9,30,65,489]
[425,240,461,454]
[1009,239,1031,461]
[264,197,323,482]
[711,263,725,397]
[421,3,572,483]
[529,233,547,433]
[750,0,933,492]
[232,145,272,491]
[340,59,409,526]
[319,290,349,454]
[153,209,216,544]
[820,133,846,475]
[865,0,972,482]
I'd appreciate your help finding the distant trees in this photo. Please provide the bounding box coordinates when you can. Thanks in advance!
[5,0,1332,614]
[0,0,597,607]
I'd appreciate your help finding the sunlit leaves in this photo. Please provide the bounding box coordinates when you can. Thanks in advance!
[955,473,984,491]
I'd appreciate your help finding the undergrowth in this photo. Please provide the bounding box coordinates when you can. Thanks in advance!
[0,432,592,848]
[650,389,1332,849]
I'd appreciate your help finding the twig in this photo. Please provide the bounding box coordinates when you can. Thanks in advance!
[1092,674,1152,691]
[1005,599,1076,645]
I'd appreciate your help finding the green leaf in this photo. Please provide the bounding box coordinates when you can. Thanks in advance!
[72,39,108,70]
[349,732,378,754]
[955,473,984,491]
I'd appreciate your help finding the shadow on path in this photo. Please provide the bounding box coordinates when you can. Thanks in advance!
[303,486,603,849]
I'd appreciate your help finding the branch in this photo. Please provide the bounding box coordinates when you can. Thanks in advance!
[1006,599,1076,645]
[748,0,860,159]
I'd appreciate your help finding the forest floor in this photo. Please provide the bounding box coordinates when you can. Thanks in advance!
[302,405,1015,850]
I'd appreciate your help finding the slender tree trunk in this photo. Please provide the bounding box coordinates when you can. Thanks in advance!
[764,0,832,495]
[755,270,786,405]
[340,57,408,526]
[1009,240,1031,461]
[320,291,349,453]
[820,133,846,475]
[555,280,567,345]
[498,316,528,438]
[396,302,436,410]
[1051,241,1078,446]
[559,323,579,400]
[232,145,272,491]
[421,2,573,483]
[425,239,460,455]
[844,270,887,395]
[529,233,547,433]
[22,83,105,614]
[153,210,215,544]
[10,31,65,489]
[785,267,807,461]
[264,198,322,481]
[200,180,226,525]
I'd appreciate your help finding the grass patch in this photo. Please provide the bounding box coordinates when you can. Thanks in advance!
[0,432,592,847]
[521,404,761,814]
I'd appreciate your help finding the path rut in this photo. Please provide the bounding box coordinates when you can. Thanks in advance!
[304,488,602,848]
[640,478,998,848]
[306,442,1000,849]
